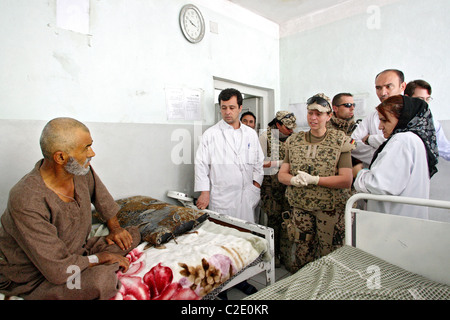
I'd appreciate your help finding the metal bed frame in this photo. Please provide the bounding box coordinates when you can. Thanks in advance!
[345,193,450,286]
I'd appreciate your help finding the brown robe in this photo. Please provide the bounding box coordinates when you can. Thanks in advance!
[0,160,139,299]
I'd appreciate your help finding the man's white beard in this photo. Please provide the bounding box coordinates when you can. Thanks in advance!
[65,157,91,176]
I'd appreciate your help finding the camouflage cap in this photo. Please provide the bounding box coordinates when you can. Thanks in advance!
[306,93,332,113]
[276,111,297,129]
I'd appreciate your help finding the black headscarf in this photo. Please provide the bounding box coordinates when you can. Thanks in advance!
[370,95,439,178]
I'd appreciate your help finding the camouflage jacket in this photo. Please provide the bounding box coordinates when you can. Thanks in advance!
[285,129,355,211]
[327,114,356,136]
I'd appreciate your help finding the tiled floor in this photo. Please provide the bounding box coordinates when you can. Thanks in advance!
[225,265,292,300]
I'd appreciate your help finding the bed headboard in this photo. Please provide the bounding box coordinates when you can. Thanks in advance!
[345,193,450,286]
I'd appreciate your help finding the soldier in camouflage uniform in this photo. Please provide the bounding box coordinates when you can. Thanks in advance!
[327,93,358,135]
[259,111,296,267]
[327,93,361,241]
[278,94,356,273]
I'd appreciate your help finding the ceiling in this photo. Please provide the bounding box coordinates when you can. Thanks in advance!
[226,0,350,25]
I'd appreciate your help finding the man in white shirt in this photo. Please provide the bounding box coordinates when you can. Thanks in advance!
[351,69,406,165]
[194,88,264,298]
[404,79,450,161]
[240,111,257,130]
[194,88,264,223]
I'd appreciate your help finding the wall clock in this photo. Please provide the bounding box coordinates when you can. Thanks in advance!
[179,4,205,43]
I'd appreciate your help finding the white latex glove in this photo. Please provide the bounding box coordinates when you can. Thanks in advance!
[297,170,319,185]
[290,175,306,187]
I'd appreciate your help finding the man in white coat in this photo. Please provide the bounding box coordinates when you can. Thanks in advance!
[404,79,450,161]
[351,69,406,166]
[195,88,264,223]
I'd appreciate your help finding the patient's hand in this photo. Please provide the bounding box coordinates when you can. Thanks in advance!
[106,227,133,251]
[96,252,131,273]
[196,191,210,210]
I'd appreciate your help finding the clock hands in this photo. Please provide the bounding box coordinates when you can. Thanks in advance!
[187,17,197,28]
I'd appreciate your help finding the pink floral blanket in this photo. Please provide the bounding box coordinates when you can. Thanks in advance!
[111,220,270,300]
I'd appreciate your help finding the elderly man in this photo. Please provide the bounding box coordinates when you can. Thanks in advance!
[351,69,406,165]
[0,117,140,300]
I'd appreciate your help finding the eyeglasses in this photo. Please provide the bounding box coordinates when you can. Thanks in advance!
[337,103,356,108]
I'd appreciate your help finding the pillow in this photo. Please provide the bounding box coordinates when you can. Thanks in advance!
[93,195,208,246]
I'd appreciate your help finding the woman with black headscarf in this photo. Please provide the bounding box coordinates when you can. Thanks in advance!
[353,95,439,219]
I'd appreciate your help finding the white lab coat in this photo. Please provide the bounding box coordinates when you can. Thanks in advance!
[194,120,264,222]
[354,132,430,219]
[435,119,450,161]
[351,110,386,166]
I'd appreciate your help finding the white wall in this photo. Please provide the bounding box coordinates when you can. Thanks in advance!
[279,0,450,121]
[0,0,279,124]
[0,0,280,212]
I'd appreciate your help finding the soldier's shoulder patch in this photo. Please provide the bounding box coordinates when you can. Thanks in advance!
[341,137,356,152]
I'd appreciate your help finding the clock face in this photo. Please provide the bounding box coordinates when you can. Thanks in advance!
[179,5,205,43]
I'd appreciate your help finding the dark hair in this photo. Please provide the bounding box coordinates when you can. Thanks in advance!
[372,95,438,177]
[375,69,405,84]
[375,95,404,123]
[218,88,243,106]
[332,93,353,106]
[268,118,282,127]
[240,111,256,121]
[404,79,432,96]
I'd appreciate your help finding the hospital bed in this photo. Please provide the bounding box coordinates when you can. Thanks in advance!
[245,193,450,300]
[106,192,275,300]
[165,191,275,295]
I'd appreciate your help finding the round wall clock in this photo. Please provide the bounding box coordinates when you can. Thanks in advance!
[179,4,205,43]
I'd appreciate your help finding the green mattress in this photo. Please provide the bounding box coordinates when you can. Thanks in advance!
[245,245,450,300]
